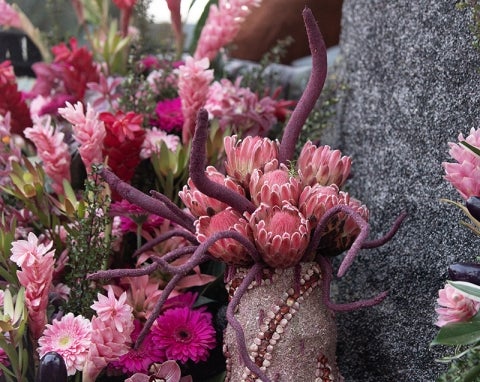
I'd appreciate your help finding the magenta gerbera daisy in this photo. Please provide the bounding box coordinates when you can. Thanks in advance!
[151,307,216,364]
[37,313,92,376]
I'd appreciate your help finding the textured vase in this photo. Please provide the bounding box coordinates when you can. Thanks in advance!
[223,262,343,382]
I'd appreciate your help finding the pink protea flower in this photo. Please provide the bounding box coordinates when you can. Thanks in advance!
[177,57,213,143]
[37,313,92,376]
[0,0,21,29]
[299,184,369,256]
[59,101,106,175]
[140,127,180,160]
[194,0,261,61]
[249,161,301,207]
[195,207,253,265]
[154,97,184,133]
[91,286,133,333]
[179,166,245,218]
[151,306,216,364]
[110,320,166,374]
[224,135,279,188]
[248,203,310,268]
[443,128,480,199]
[24,116,71,195]
[435,283,480,327]
[297,141,352,188]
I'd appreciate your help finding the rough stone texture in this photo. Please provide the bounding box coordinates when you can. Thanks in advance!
[322,1,480,381]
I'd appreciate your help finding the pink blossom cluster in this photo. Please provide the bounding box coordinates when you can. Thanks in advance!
[435,284,480,327]
[443,127,480,199]
[24,117,71,194]
[10,232,56,341]
[204,78,279,136]
[194,0,262,61]
[180,135,364,268]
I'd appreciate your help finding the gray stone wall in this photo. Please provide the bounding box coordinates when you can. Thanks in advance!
[327,1,480,381]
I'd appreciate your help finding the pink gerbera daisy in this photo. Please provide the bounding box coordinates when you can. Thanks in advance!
[37,313,92,376]
[151,307,216,364]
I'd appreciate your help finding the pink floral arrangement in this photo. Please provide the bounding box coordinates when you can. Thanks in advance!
[431,128,480,379]
[0,0,295,381]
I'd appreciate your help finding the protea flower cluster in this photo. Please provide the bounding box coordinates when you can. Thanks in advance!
[89,8,405,382]
[180,134,365,269]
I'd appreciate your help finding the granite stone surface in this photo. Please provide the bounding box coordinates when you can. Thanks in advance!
[324,1,480,381]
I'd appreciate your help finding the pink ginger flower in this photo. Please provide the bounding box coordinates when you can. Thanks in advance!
[140,127,180,159]
[247,203,310,268]
[91,286,133,333]
[151,306,216,363]
[436,283,480,327]
[204,78,278,136]
[249,161,301,207]
[224,135,279,188]
[177,57,213,143]
[297,141,352,188]
[0,0,21,29]
[179,165,245,218]
[83,315,133,382]
[443,128,480,199]
[194,0,261,61]
[37,313,92,376]
[24,116,71,195]
[10,232,55,341]
[59,101,106,175]
[195,207,253,265]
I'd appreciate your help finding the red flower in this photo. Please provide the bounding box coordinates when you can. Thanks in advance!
[100,111,145,185]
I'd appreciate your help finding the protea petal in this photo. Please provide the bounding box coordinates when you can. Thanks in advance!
[179,166,245,218]
[195,208,253,266]
[224,135,278,187]
[297,141,351,187]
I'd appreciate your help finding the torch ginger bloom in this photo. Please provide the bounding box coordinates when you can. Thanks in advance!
[443,127,480,199]
[436,283,480,327]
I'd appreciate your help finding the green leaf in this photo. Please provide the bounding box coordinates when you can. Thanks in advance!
[460,141,480,157]
[461,363,480,382]
[431,317,480,346]
[448,280,480,301]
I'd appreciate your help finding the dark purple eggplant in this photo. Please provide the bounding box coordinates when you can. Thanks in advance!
[448,263,480,285]
[466,196,480,221]
[35,352,68,382]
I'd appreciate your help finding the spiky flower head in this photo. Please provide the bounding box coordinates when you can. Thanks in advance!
[179,166,245,218]
[195,207,253,265]
[299,184,369,257]
[224,135,279,188]
[248,203,310,268]
[297,141,351,188]
[249,160,301,207]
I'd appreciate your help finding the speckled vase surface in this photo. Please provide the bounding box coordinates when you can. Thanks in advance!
[223,262,342,382]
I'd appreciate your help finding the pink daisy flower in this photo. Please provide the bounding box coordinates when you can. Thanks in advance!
[91,286,132,333]
[37,313,92,376]
[151,307,216,364]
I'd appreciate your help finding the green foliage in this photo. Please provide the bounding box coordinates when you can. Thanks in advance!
[62,172,112,318]
[457,0,480,51]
